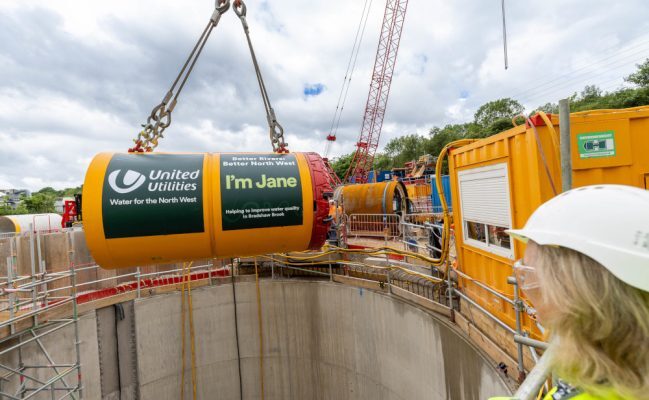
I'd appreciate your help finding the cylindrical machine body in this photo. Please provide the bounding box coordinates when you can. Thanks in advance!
[0,214,63,234]
[83,152,332,269]
[335,181,410,215]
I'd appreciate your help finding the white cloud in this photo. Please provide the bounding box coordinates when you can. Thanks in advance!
[1,0,649,190]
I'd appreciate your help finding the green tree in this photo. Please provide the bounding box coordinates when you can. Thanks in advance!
[536,102,559,114]
[382,134,428,168]
[23,193,55,214]
[0,204,26,216]
[37,187,58,196]
[625,58,649,88]
[330,63,649,176]
[329,152,355,181]
[0,194,29,216]
[373,153,393,170]
[605,87,649,108]
[580,85,602,101]
[425,124,466,156]
[60,186,82,197]
[473,98,524,127]
[569,86,649,112]
[0,196,29,215]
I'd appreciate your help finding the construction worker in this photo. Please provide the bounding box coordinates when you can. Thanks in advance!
[495,185,649,399]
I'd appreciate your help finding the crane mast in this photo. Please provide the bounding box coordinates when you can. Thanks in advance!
[344,0,409,183]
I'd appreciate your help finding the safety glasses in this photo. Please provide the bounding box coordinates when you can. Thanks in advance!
[513,260,540,290]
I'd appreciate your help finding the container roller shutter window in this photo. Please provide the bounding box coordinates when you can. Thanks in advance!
[458,163,513,258]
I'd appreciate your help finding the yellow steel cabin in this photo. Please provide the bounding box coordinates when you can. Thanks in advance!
[449,106,649,335]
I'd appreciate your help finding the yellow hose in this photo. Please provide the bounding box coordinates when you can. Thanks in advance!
[180,261,197,400]
[431,139,477,269]
[254,258,265,400]
[261,254,443,284]
[535,111,560,164]
[276,245,446,266]
[324,244,448,266]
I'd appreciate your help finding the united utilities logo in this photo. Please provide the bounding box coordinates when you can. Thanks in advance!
[108,168,200,194]
[108,170,146,194]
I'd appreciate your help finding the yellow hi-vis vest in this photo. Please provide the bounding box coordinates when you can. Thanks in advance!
[490,385,627,400]
[490,393,604,400]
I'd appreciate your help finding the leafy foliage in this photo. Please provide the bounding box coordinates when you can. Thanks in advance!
[38,186,82,198]
[329,152,355,181]
[0,186,81,216]
[473,98,525,127]
[625,59,649,88]
[0,201,27,216]
[425,124,466,156]
[23,193,56,214]
[330,60,649,178]
[377,134,428,170]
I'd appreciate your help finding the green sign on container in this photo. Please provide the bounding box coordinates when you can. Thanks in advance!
[577,131,616,159]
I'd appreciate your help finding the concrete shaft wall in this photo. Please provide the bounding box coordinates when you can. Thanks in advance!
[136,280,511,400]
[0,280,512,399]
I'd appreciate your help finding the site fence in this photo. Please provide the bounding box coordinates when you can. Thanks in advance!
[409,196,434,213]
[345,214,402,240]
[0,220,548,400]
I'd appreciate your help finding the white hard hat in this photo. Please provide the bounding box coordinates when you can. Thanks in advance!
[507,185,649,292]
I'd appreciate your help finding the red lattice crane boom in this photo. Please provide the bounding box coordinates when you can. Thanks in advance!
[343,0,409,183]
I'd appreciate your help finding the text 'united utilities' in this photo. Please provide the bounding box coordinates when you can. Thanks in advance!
[108,169,200,194]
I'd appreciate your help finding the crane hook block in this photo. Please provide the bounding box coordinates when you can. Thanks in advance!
[82,152,333,269]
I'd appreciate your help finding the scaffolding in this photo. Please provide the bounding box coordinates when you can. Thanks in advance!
[0,229,82,399]
[0,226,228,400]
[0,214,549,399]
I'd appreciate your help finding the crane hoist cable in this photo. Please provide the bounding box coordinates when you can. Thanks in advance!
[233,2,288,153]
[129,0,230,153]
[501,0,508,70]
[129,0,288,154]
[324,0,374,158]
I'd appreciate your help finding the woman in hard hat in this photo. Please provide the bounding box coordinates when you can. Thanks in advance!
[504,185,649,399]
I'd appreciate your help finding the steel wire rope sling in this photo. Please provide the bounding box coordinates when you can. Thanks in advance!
[129,0,288,154]
[233,1,288,153]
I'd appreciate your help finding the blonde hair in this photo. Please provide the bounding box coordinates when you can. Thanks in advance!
[535,245,649,399]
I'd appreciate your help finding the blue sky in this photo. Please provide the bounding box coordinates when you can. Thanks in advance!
[1,0,649,190]
[304,83,325,97]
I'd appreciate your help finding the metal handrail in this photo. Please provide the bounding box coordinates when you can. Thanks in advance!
[454,288,517,335]
[0,221,553,398]
[453,268,515,305]
[514,344,554,400]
